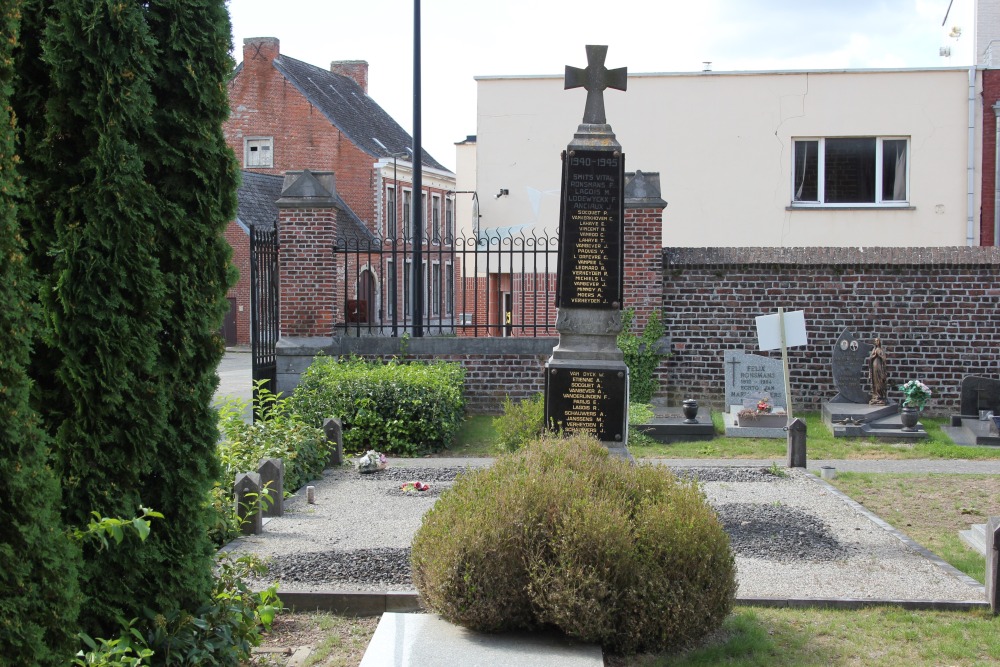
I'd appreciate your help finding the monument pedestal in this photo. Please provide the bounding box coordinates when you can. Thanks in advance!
[822,402,928,440]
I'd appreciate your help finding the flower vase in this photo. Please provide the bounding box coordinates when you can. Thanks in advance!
[899,405,920,431]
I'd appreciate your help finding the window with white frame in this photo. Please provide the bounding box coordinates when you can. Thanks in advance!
[431,195,441,243]
[403,259,411,317]
[431,263,441,316]
[403,190,412,240]
[386,186,397,238]
[421,193,428,240]
[445,198,454,243]
[386,259,396,317]
[792,137,908,206]
[445,263,454,315]
[244,137,273,168]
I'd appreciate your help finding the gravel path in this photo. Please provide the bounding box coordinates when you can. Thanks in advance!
[223,460,985,602]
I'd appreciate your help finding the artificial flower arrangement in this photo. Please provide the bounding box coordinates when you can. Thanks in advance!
[898,380,932,410]
[356,449,387,473]
[756,397,772,414]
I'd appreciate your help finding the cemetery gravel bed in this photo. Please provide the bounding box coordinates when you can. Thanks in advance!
[222,462,984,602]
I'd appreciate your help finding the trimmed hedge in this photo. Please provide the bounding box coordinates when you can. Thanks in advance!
[411,433,737,654]
[288,356,466,455]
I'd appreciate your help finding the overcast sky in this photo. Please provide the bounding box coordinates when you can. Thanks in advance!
[227,0,974,172]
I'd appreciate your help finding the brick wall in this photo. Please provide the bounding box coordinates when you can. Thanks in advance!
[276,337,555,414]
[981,69,1000,246]
[225,220,251,345]
[623,206,664,330]
[278,207,339,336]
[662,246,1000,415]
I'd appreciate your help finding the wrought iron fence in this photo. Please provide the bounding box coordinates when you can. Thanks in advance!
[250,225,279,412]
[334,229,559,337]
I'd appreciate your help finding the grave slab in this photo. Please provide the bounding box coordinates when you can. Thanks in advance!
[822,403,927,440]
[634,406,714,443]
[359,613,604,667]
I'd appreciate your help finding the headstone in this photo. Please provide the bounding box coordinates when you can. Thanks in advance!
[234,472,263,536]
[959,376,1000,417]
[724,350,787,411]
[257,457,284,517]
[544,46,630,455]
[830,329,873,404]
[787,418,807,468]
[323,417,344,467]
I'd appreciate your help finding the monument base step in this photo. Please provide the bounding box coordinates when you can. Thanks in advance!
[821,402,928,440]
[959,523,987,556]
[722,411,786,439]
[635,407,714,444]
[945,416,1000,446]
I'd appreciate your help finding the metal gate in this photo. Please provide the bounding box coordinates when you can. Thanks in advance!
[250,225,279,417]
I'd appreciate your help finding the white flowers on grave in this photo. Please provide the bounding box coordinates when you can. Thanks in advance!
[898,380,932,410]
[356,449,387,473]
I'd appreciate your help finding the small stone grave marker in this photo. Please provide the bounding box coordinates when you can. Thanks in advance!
[724,350,786,411]
[234,472,262,536]
[257,457,284,517]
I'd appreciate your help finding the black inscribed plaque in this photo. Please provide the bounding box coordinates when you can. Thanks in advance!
[556,149,624,309]
[544,365,627,442]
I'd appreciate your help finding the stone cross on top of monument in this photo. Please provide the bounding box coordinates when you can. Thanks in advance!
[565,45,627,125]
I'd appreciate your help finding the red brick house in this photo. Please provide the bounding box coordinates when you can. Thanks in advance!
[222,37,456,344]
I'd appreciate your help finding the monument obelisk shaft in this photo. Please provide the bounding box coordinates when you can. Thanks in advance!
[544,45,631,458]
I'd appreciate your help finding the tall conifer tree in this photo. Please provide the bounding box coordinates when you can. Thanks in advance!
[130,0,239,612]
[0,1,80,663]
[38,0,167,631]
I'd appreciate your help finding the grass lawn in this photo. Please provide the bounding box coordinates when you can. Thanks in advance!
[629,412,1000,460]
[444,411,1000,461]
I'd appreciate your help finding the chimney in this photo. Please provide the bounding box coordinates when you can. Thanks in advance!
[243,37,279,67]
[331,60,369,94]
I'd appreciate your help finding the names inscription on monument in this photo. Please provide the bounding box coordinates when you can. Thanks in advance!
[557,149,624,309]
[546,367,627,442]
[724,350,787,409]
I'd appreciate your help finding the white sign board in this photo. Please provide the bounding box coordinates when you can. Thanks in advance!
[756,310,808,351]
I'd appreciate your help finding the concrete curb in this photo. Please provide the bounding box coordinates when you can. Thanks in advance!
[272,589,989,616]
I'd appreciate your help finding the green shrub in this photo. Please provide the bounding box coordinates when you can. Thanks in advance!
[616,309,667,403]
[76,554,280,667]
[217,382,328,494]
[288,356,466,455]
[493,394,546,452]
[411,433,736,654]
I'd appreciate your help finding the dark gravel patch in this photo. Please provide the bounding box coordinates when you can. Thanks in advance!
[715,502,847,561]
[263,548,412,588]
[672,467,784,484]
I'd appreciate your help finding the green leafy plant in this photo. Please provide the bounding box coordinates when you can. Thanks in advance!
[72,507,165,551]
[493,394,546,453]
[616,309,667,403]
[412,432,736,654]
[288,355,466,455]
[628,402,654,426]
[74,619,154,667]
[217,381,329,495]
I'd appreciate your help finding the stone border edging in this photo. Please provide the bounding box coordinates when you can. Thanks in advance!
[802,470,987,594]
[271,590,988,616]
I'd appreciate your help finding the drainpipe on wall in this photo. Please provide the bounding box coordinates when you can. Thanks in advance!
[968,66,977,246]
[994,101,1000,246]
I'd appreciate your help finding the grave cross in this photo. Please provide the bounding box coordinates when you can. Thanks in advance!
[727,357,740,385]
[565,45,627,125]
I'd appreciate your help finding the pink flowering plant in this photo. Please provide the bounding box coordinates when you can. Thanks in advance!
[898,380,932,410]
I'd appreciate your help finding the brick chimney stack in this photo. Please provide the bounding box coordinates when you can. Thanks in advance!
[330,60,369,94]
[243,37,279,67]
